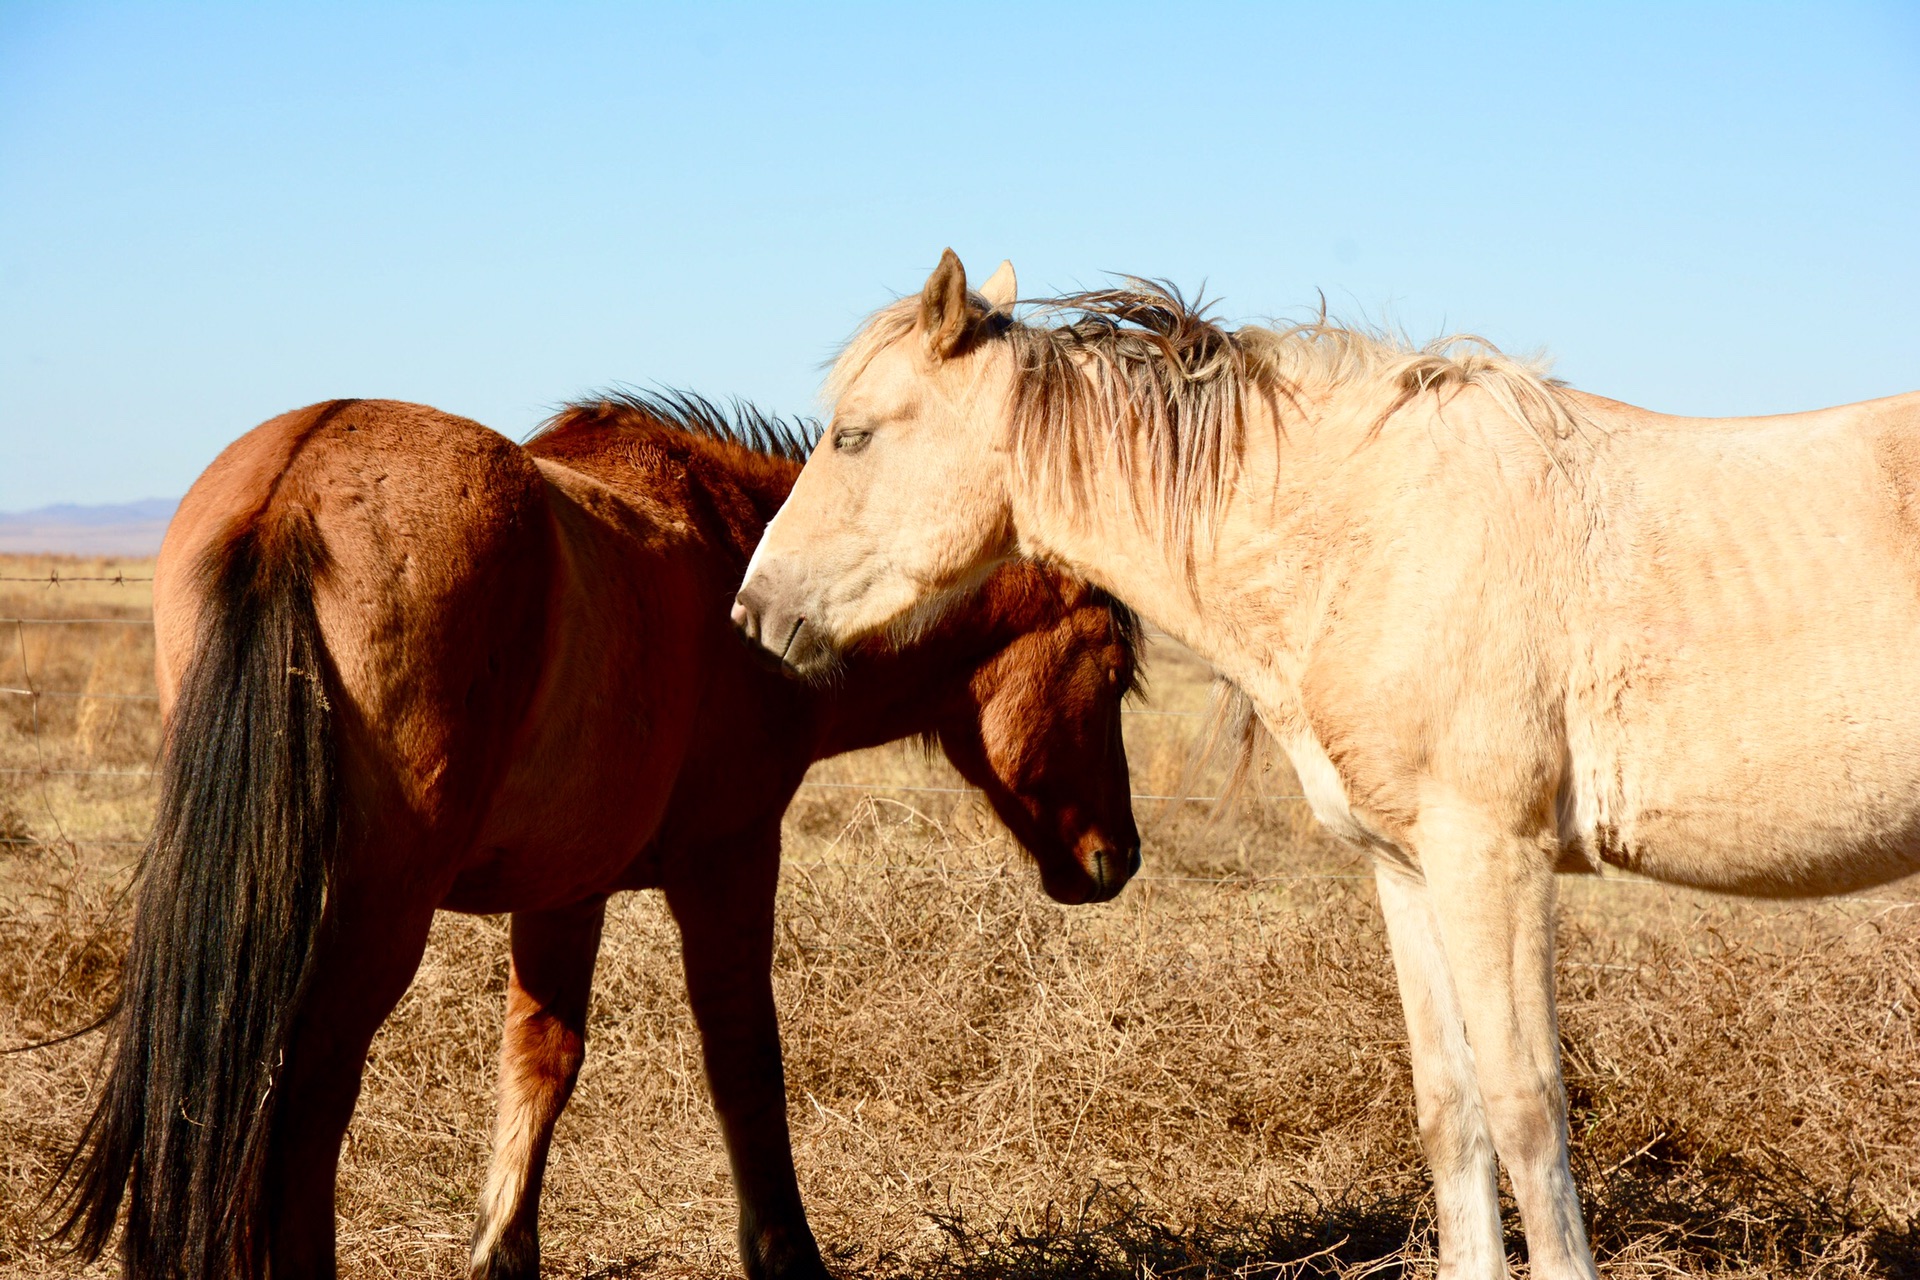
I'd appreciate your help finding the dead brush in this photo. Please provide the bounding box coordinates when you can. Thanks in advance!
[0,559,1916,1277]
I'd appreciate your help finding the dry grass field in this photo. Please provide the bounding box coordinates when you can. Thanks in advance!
[0,552,1915,1278]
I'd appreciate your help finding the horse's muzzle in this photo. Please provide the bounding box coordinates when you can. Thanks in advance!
[732,578,832,677]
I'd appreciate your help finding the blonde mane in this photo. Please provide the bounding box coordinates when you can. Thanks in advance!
[828,281,1591,573]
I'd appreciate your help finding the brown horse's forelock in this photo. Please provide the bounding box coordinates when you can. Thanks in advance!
[534,386,820,463]
[903,574,1144,761]
[1088,586,1145,699]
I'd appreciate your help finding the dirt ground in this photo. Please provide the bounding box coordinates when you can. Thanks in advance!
[0,555,1914,1278]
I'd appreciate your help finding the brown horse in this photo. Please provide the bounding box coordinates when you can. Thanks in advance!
[55,391,1141,1280]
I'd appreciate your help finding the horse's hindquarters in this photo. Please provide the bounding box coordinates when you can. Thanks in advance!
[161,400,565,886]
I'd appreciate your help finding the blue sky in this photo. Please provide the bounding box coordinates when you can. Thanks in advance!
[2,2,1916,510]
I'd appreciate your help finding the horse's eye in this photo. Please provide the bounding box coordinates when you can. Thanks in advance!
[834,428,872,454]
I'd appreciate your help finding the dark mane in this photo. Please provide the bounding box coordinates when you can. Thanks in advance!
[533,387,819,462]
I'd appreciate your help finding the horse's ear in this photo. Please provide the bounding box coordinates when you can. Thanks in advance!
[919,248,972,360]
[979,259,1017,315]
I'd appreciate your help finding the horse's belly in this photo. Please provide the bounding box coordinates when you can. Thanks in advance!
[1572,621,1920,896]
[1596,756,1920,896]
[449,717,689,912]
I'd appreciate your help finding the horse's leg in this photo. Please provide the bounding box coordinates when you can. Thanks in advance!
[1375,864,1507,1279]
[664,831,829,1280]
[263,880,440,1279]
[1415,808,1597,1280]
[468,897,608,1280]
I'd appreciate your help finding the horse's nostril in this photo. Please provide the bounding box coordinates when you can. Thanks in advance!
[1087,845,1139,896]
[731,588,764,642]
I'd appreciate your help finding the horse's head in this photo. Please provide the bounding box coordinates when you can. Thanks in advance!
[733,249,1025,675]
[910,567,1141,905]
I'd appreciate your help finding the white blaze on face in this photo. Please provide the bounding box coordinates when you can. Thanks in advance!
[740,507,783,589]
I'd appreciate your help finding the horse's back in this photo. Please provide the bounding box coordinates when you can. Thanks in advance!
[1566,389,1920,893]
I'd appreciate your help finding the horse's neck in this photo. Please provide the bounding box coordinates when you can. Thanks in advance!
[1011,375,1590,745]
[706,451,802,566]
[683,442,987,761]
[809,642,965,759]
[810,597,1020,759]
[527,423,802,569]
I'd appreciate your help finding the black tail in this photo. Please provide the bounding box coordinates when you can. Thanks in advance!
[55,515,342,1280]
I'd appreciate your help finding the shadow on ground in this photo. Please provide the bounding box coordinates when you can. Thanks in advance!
[577,1170,1918,1280]
[906,1184,1430,1280]
[794,1163,1919,1280]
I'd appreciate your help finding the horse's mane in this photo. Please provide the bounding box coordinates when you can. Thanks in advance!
[533,387,819,463]
[829,280,1590,574]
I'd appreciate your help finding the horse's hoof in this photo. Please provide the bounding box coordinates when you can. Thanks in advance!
[742,1221,832,1280]
[468,1227,540,1280]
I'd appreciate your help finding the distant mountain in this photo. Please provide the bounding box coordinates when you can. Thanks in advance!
[0,498,178,556]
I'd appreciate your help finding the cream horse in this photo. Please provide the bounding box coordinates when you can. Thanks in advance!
[732,250,1920,1279]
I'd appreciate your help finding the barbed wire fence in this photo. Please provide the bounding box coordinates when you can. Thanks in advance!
[1,575,1915,906]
